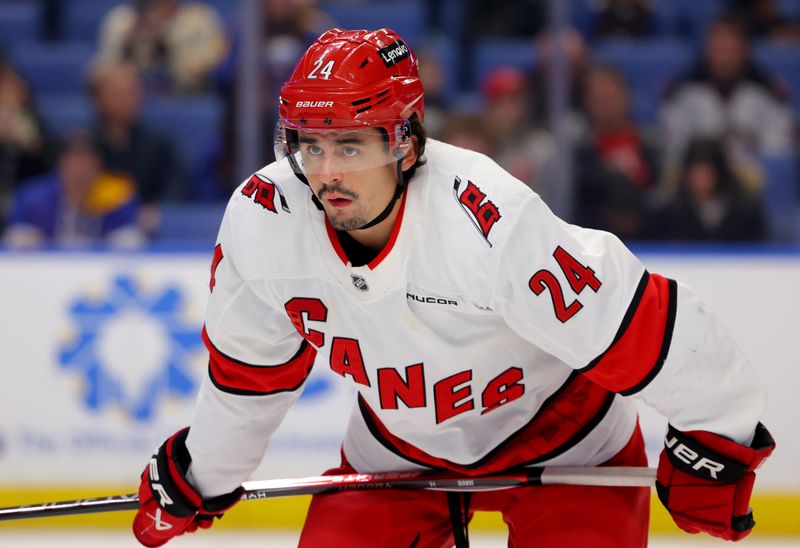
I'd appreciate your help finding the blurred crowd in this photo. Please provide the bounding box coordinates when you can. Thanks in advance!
[0,0,798,248]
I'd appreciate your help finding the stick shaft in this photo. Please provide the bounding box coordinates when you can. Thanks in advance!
[0,495,139,521]
[0,466,656,521]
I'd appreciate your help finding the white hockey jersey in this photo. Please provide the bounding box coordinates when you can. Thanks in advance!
[186,139,766,497]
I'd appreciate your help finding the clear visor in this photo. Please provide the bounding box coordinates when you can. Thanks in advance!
[274,119,411,176]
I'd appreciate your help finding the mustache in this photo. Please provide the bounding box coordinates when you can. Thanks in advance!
[318,183,358,200]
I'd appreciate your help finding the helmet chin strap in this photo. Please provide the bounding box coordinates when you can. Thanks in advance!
[300,159,405,231]
[351,159,405,231]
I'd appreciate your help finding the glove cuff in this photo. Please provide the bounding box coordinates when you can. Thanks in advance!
[146,428,199,517]
[157,427,244,515]
[664,425,749,483]
[678,423,775,473]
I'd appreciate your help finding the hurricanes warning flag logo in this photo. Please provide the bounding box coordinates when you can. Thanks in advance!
[454,177,502,246]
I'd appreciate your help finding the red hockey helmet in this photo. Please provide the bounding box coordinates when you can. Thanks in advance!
[276,28,425,161]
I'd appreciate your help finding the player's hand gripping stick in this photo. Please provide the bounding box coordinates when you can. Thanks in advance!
[655,422,774,541]
[132,428,243,547]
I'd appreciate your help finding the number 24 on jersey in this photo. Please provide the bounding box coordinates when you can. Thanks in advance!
[529,246,602,323]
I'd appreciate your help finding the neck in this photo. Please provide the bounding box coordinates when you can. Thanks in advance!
[104,120,132,145]
[63,184,88,210]
[345,193,403,250]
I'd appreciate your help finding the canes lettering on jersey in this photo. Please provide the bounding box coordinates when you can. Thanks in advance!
[285,297,328,347]
[377,363,426,409]
[375,361,527,423]
[282,296,528,424]
[481,367,525,415]
[330,337,371,386]
[331,341,528,423]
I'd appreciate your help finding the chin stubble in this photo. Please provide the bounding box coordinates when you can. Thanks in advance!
[328,216,367,231]
[318,183,365,230]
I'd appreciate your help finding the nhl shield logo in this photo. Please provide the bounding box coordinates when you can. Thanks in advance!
[351,274,369,292]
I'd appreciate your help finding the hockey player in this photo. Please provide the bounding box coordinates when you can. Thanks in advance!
[132,28,774,547]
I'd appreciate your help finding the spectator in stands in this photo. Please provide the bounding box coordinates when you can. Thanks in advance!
[240,0,334,101]
[415,48,448,138]
[649,138,766,242]
[3,130,144,249]
[574,65,658,240]
[587,0,656,41]
[97,0,227,94]
[214,0,334,193]
[660,16,794,171]
[0,54,54,223]
[726,0,800,43]
[439,113,494,156]
[462,0,547,39]
[456,0,547,88]
[529,28,590,135]
[480,66,555,197]
[88,61,185,234]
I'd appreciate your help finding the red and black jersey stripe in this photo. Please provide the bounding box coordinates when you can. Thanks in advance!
[202,326,317,396]
[359,371,615,476]
[579,271,678,396]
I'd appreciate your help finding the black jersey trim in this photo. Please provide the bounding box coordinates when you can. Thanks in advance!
[207,357,311,397]
[618,278,678,396]
[205,331,314,396]
[517,392,616,466]
[358,395,435,470]
[358,371,616,471]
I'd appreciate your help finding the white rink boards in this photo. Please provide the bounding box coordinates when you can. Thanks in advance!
[0,249,797,536]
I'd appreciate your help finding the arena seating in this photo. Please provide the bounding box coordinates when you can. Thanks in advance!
[1,0,796,242]
[754,43,800,112]
[9,41,94,94]
[0,1,38,42]
[319,1,426,46]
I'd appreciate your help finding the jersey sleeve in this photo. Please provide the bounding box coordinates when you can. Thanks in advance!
[493,195,765,444]
[185,198,316,497]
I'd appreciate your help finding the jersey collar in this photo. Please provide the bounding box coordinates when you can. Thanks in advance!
[324,188,408,270]
[310,162,427,298]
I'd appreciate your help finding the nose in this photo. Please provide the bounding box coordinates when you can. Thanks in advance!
[318,154,343,184]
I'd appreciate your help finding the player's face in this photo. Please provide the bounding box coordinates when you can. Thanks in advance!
[298,129,398,231]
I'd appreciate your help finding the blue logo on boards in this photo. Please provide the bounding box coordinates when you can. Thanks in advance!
[59,275,202,421]
[58,274,332,422]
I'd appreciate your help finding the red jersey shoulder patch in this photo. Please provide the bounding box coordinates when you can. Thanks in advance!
[453,177,502,246]
[241,173,291,214]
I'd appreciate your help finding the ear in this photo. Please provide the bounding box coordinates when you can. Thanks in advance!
[400,136,418,172]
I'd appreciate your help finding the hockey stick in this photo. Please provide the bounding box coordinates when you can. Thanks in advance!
[0,466,656,522]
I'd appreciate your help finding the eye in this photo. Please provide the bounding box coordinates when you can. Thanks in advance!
[341,146,359,157]
[305,144,323,156]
